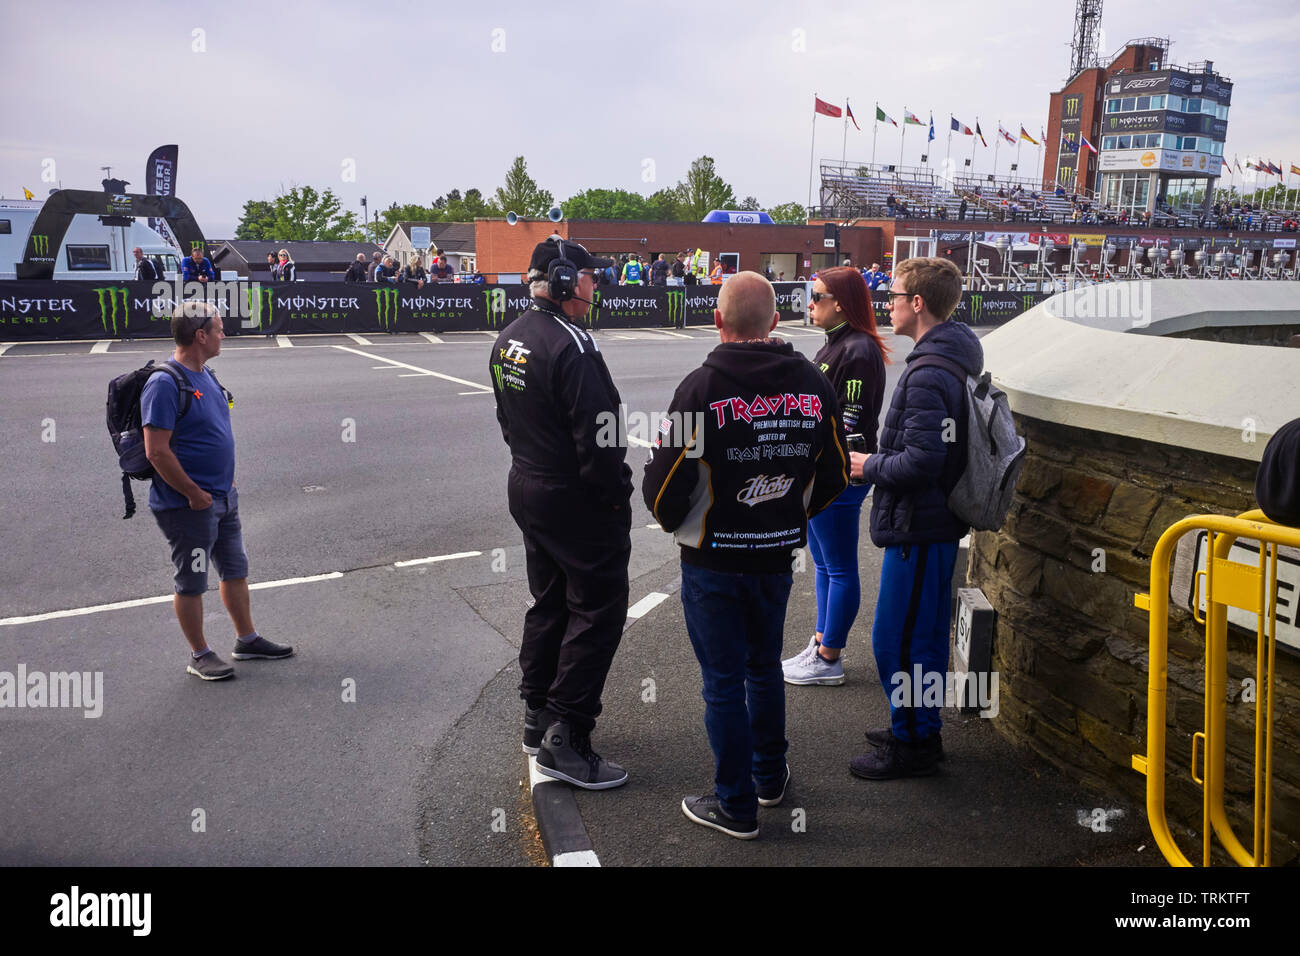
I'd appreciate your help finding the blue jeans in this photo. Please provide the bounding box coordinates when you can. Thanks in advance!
[680,563,792,821]
[871,541,958,742]
[807,482,869,650]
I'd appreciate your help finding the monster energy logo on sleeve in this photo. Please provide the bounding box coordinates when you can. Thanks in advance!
[968,293,982,323]
[93,287,130,335]
[844,379,862,402]
[491,362,505,391]
[665,289,684,326]
[246,286,274,329]
[30,234,51,257]
[374,287,400,329]
[484,288,506,328]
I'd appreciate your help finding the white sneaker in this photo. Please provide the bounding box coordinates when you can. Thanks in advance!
[783,649,846,686]
[780,635,819,669]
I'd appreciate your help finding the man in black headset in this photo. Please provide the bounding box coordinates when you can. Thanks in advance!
[489,237,633,789]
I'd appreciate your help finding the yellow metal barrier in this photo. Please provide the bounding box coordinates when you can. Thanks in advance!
[1133,509,1300,866]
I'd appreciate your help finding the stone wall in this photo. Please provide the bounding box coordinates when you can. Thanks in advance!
[968,415,1300,863]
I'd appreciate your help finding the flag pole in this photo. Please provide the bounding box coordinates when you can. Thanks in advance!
[971,116,978,174]
[946,119,953,168]
[842,103,848,163]
[899,107,907,171]
[872,103,879,167]
[808,94,818,212]
[993,122,1001,180]
[1016,136,1023,177]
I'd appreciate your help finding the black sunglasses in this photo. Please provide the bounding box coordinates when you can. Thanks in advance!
[810,291,835,302]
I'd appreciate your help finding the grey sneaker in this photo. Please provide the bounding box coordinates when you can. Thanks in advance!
[535,721,628,790]
[681,794,758,840]
[783,649,845,686]
[186,650,234,681]
[231,635,294,660]
[780,635,819,670]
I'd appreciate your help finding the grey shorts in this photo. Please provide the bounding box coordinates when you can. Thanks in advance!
[152,489,249,595]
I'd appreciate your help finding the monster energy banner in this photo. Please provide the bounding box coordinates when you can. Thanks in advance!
[3,280,814,340]
[869,290,1051,326]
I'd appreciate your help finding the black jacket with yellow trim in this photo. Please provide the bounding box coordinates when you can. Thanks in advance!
[641,338,848,574]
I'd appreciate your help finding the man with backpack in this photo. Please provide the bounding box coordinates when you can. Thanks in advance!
[139,301,292,680]
[849,257,983,779]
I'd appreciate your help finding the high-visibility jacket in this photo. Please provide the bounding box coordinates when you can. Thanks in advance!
[621,261,643,284]
[710,263,724,284]
[690,248,708,277]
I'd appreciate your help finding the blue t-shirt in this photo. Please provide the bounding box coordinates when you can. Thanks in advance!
[140,364,235,511]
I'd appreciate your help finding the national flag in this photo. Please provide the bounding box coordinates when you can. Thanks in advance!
[1062,132,1078,152]
[1291,163,1300,177]
[975,122,987,147]
[1019,126,1040,146]
[951,117,973,135]
[1245,160,1261,171]
[876,106,898,127]
[23,187,34,200]
[1234,156,1242,173]
[928,114,935,142]
[904,109,924,126]
[846,101,860,130]
[814,96,842,118]
[1269,161,1283,176]
[1080,135,1098,155]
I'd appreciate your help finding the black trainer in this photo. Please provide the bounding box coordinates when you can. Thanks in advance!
[186,650,234,681]
[866,727,945,761]
[681,794,759,840]
[850,733,942,780]
[535,720,629,790]
[522,705,547,756]
[231,635,294,660]
[755,764,791,807]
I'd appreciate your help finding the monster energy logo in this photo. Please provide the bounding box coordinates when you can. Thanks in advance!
[246,286,274,329]
[484,288,507,329]
[30,234,50,256]
[1022,294,1035,312]
[844,379,862,402]
[582,289,601,328]
[491,362,505,391]
[93,287,130,335]
[374,287,400,329]
[968,294,983,323]
[665,289,684,326]
[190,240,204,253]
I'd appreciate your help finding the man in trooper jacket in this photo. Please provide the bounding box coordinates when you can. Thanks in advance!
[643,271,848,839]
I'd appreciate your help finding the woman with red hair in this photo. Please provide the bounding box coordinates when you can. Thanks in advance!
[782,267,889,686]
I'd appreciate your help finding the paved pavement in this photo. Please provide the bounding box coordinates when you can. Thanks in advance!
[0,323,1158,866]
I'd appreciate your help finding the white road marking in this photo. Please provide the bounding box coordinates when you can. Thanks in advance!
[419,332,445,344]
[0,571,344,627]
[398,373,426,377]
[346,333,372,345]
[0,344,12,356]
[90,340,112,354]
[646,523,661,530]
[656,329,692,339]
[458,390,494,395]
[371,365,400,369]
[626,592,669,620]
[276,335,294,347]
[332,344,491,392]
[553,851,601,867]
[393,550,482,568]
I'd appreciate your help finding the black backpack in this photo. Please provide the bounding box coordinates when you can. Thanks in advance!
[106,359,230,519]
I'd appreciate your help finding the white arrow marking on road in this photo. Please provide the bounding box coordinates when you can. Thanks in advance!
[90,340,112,354]
[419,332,445,344]
[346,333,372,345]
[332,344,491,392]
[276,335,294,347]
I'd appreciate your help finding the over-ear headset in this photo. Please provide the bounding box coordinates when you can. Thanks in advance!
[547,238,579,302]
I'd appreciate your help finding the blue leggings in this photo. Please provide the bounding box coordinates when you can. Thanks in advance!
[806,483,870,650]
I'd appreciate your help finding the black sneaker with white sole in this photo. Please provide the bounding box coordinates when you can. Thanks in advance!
[186,651,234,681]
[231,635,294,660]
[681,794,759,840]
[522,705,548,755]
[755,764,791,807]
[535,720,629,790]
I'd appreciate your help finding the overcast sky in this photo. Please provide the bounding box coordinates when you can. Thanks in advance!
[3,0,1297,237]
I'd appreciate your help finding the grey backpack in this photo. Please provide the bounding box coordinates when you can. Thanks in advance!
[904,355,1026,531]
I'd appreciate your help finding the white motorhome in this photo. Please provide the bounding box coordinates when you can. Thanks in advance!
[0,198,184,280]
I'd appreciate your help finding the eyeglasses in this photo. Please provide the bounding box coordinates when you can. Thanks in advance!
[579,270,598,280]
[810,291,835,303]
[884,290,915,302]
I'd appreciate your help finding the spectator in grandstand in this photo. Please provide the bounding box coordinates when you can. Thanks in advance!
[366,251,383,282]
[431,253,455,282]
[886,194,896,217]
[344,253,368,283]
[274,249,296,283]
[958,198,968,222]
[935,206,948,220]
[1008,200,1020,222]
[996,188,1006,200]
[402,254,427,289]
[1055,185,1066,198]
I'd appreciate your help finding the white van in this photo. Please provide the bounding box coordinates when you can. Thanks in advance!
[0,198,186,280]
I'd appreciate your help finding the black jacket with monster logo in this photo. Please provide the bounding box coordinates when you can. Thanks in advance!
[812,321,887,452]
[642,339,848,574]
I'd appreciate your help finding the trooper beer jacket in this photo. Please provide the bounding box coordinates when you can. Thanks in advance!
[642,339,848,574]
[490,299,633,509]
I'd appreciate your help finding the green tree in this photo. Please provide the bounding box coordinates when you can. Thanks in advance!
[444,187,498,221]
[767,202,807,224]
[738,195,761,211]
[494,156,554,218]
[563,188,651,220]
[646,187,683,221]
[674,155,736,221]
[233,199,276,240]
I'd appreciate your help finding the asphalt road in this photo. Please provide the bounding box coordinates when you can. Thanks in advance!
[0,321,1153,866]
